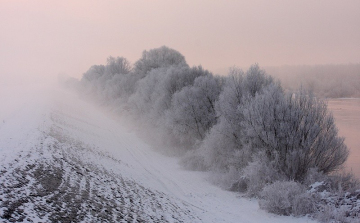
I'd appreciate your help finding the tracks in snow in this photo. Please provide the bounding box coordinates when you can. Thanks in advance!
[0,108,202,222]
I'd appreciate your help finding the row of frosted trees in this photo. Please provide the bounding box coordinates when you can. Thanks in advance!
[78,46,352,217]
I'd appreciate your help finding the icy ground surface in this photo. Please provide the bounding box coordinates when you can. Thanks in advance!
[0,84,316,222]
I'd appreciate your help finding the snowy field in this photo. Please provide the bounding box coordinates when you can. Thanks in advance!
[0,84,316,222]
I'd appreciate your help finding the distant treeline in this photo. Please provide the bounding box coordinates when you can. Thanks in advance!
[72,46,358,220]
[265,64,360,98]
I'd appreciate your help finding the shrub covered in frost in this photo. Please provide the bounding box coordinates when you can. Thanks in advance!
[241,152,284,196]
[259,181,315,216]
[309,174,360,222]
[242,85,348,182]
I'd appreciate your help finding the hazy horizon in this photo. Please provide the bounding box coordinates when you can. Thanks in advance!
[1,0,359,82]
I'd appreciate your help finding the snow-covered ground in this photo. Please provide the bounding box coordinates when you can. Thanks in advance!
[0,84,316,222]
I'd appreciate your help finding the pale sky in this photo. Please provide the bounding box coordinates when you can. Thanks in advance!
[1,0,359,82]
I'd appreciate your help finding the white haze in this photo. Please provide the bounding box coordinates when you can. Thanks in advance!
[1,1,359,221]
[1,0,359,80]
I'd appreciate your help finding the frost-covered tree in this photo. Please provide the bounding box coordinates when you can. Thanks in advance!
[102,75,131,104]
[166,74,223,145]
[80,57,132,104]
[201,65,274,172]
[129,67,167,117]
[156,66,210,117]
[80,65,106,98]
[129,65,206,124]
[242,85,349,181]
[97,57,132,103]
[133,46,188,79]
[82,65,105,82]
[243,64,274,97]
[104,56,131,76]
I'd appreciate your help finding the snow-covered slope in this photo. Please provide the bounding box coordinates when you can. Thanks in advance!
[0,84,316,222]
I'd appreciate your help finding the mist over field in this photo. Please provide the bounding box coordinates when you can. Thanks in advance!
[1,0,360,222]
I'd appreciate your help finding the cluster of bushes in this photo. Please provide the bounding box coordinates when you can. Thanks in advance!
[75,46,358,221]
[259,171,360,222]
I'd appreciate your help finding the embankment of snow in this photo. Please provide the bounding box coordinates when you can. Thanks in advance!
[0,84,316,222]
